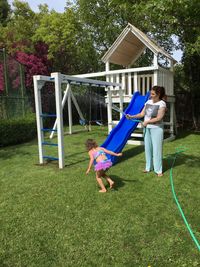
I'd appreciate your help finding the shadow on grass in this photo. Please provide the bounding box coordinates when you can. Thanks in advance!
[68,146,142,168]
[163,152,200,173]
[64,151,88,167]
[113,140,200,175]
[172,129,200,141]
[64,158,88,167]
[105,174,125,191]
[115,145,144,166]
[0,143,33,160]
[106,174,140,192]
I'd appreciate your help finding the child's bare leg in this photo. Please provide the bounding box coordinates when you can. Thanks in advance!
[96,171,107,192]
[102,172,114,189]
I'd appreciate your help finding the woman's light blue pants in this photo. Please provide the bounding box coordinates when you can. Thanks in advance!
[144,127,164,174]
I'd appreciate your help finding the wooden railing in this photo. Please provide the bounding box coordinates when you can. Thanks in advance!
[74,65,174,98]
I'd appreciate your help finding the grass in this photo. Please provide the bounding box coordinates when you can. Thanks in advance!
[0,126,200,267]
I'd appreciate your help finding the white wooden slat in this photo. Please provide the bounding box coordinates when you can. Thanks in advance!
[134,72,138,93]
[128,72,132,96]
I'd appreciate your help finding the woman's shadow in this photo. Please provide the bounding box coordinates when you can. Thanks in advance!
[116,145,144,165]
[163,152,200,172]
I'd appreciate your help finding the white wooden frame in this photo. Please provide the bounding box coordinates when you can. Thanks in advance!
[33,73,121,169]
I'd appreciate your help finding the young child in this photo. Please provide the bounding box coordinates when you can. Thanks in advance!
[85,139,122,193]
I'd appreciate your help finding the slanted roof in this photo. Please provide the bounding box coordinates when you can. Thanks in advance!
[101,23,177,66]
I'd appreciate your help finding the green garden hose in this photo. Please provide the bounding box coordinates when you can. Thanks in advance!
[165,146,200,251]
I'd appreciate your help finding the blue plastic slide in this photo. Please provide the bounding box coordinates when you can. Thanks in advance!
[101,91,150,164]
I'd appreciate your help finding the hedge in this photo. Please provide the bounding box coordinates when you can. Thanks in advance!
[0,113,37,146]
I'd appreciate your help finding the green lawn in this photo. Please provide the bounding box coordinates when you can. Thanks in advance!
[0,126,199,267]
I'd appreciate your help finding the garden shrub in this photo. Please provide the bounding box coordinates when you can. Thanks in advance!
[0,113,37,146]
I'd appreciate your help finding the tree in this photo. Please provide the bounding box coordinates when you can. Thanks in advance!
[110,0,200,128]
[0,0,10,25]
[15,51,49,88]
[76,0,128,52]
[0,0,37,54]
[33,7,99,74]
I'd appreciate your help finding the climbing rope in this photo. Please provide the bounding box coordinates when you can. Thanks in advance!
[165,146,200,251]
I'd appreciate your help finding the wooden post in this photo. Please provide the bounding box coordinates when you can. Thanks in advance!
[68,88,72,134]
[53,72,65,169]
[128,72,132,96]
[33,76,45,165]
[170,101,174,138]
[105,61,112,133]
[19,63,25,117]
[153,54,158,86]
[134,72,138,92]
[107,87,112,133]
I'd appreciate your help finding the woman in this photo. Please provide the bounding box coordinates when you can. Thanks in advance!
[126,86,166,176]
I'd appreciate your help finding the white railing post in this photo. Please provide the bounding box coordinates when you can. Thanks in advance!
[128,72,132,96]
[142,76,145,95]
[153,54,158,86]
[116,74,123,119]
[107,87,113,133]
[154,71,158,85]
[170,101,174,137]
[122,73,126,94]
[105,61,113,133]
[146,75,151,93]
[134,72,138,93]
[110,74,114,94]
[105,61,110,72]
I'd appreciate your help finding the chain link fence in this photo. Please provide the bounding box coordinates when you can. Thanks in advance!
[0,48,31,119]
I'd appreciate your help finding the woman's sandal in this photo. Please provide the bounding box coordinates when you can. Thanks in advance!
[143,170,150,173]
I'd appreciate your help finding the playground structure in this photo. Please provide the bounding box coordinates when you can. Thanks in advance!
[33,73,121,169]
[33,23,177,168]
[74,23,177,145]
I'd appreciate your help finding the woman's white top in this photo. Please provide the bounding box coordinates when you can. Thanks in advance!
[144,99,166,128]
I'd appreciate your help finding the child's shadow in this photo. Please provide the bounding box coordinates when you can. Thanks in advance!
[106,175,138,191]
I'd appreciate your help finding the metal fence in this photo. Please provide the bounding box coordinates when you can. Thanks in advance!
[0,48,31,119]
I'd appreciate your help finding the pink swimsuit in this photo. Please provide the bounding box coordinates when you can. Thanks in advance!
[93,150,112,171]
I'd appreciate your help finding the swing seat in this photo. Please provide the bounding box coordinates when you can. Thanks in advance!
[95,121,103,126]
[79,119,86,126]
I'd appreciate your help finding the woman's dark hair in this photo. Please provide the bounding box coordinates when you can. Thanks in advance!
[85,139,98,151]
[151,86,166,100]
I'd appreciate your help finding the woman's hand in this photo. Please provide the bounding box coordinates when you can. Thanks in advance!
[117,153,122,157]
[125,114,132,119]
[143,121,148,127]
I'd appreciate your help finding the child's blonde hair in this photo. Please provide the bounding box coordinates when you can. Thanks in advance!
[85,139,98,151]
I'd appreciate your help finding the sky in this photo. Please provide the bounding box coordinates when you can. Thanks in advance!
[8,0,66,13]
[8,0,183,62]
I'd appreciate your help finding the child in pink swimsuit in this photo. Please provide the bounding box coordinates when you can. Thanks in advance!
[85,139,122,193]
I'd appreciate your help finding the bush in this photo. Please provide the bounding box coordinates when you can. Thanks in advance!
[0,113,37,146]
